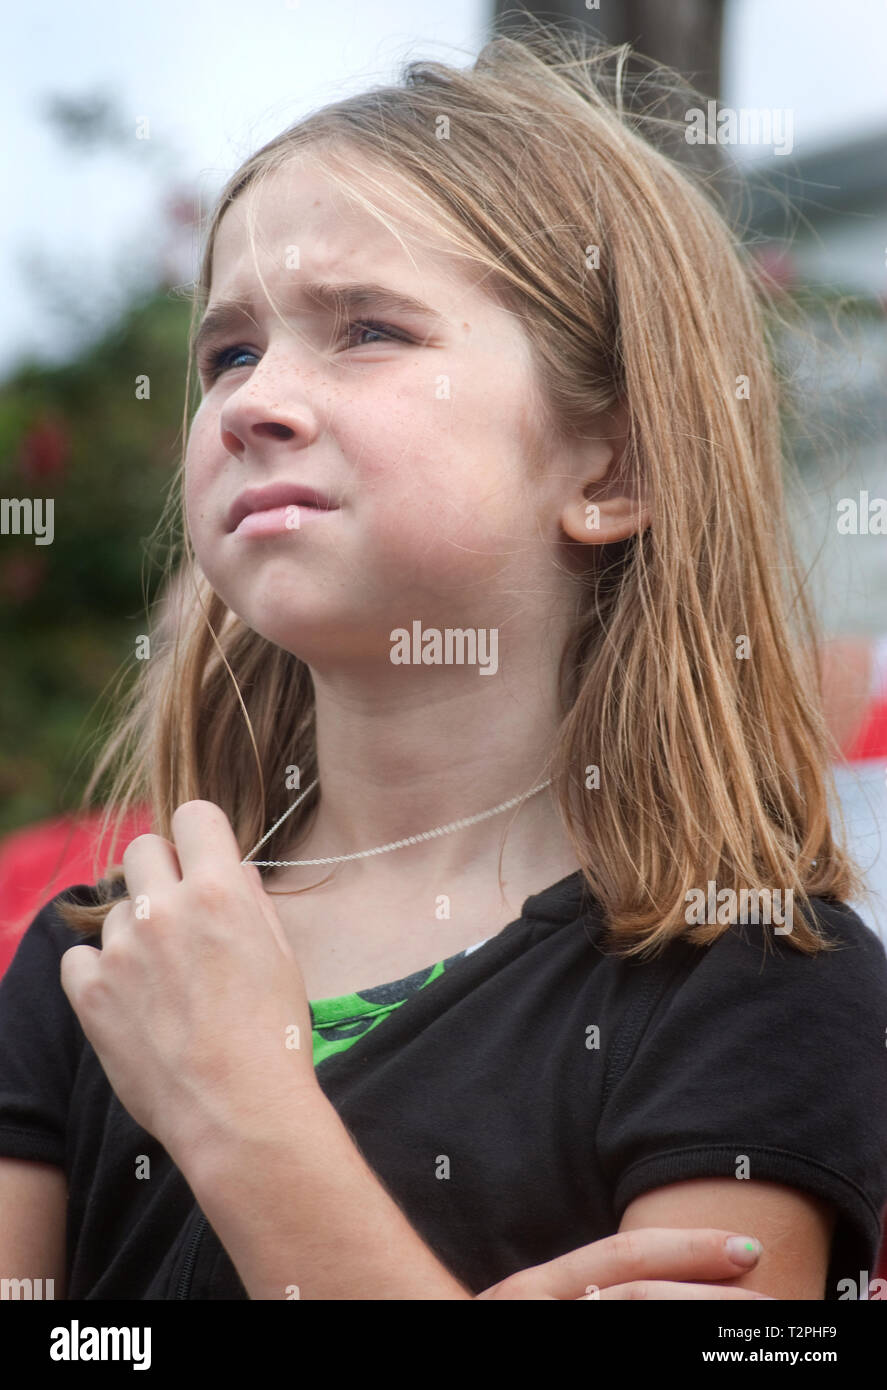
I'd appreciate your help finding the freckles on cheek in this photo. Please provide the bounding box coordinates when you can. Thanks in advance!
[183,469,204,530]
[183,431,215,522]
[183,476,220,572]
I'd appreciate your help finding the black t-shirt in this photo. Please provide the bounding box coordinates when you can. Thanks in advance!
[0,873,886,1300]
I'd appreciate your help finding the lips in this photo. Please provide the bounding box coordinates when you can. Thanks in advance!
[226,482,339,533]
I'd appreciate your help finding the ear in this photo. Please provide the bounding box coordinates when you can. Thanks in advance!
[559,401,650,545]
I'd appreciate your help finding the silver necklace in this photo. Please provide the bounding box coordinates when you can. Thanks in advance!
[241,777,553,867]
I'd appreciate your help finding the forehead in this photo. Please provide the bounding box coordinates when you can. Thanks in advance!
[209,155,480,312]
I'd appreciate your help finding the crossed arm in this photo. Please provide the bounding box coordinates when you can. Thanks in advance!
[184,1088,837,1300]
[56,801,839,1301]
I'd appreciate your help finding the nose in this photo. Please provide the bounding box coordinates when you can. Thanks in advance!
[218,362,320,462]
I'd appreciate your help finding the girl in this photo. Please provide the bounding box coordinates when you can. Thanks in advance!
[1,25,885,1303]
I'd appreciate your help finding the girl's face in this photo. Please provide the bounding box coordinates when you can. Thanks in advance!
[185,155,570,669]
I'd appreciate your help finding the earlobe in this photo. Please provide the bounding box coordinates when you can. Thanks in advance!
[558,401,647,544]
[560,492,649,545]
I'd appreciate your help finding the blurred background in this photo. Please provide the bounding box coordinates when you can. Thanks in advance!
[2,0,887,951]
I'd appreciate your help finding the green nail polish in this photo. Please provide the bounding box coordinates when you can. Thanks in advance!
[726,1235,762,1265]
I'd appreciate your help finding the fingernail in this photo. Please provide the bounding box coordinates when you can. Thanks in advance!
[725,1235,763,1265]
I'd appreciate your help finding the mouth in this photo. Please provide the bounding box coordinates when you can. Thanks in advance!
[227,482,339,534]
[232,503,339,538]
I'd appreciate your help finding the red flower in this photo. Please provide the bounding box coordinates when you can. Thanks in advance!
[19,417,69,482]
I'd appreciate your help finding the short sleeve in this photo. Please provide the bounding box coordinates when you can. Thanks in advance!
[0,886,100,1166]
[597,898,887,1294]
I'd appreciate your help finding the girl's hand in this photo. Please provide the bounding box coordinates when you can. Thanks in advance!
[60,800,319,1168]
[474,1228,776,1300]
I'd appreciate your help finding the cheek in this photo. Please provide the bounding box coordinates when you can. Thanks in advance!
[183,426,218,543]
[365,482,522,598]
[359,396,531,560]
[183,476,209,564]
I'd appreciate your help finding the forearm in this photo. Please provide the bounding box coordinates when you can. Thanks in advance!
[181,1087,474,1300]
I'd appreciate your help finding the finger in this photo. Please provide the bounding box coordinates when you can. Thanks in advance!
[170,800,242,880]
[99,898,134,949]
[121,832,181,904]
[583,1281,775,1301]
[513,1228,763,1301]
[59,942,102,1011]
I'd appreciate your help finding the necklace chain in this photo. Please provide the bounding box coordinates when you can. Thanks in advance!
[241,777,553,867]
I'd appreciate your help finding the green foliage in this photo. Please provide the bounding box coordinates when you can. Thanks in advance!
[0,290,191,832]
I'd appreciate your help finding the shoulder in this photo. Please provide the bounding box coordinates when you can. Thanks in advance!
[584,895,887,1082]
[597,895,887,1163]
[0,883,117,1162]
[593,890,887,1138]
[1,879,120,981]
[652,894,887,1018]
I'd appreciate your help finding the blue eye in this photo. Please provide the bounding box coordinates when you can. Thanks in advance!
[202,345,258,378]
[198,319,411,381]
[345,319,409,348]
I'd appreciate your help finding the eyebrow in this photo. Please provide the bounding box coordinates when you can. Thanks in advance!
[193,280,446,361]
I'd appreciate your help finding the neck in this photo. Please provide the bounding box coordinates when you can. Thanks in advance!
[265,644,580,896]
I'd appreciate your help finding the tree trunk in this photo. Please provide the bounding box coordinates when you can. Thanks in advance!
[491,0,726,176]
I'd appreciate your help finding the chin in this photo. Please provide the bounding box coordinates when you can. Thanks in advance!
[218,602,342,661]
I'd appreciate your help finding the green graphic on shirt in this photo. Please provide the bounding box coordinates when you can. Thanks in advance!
[310,942,485,1067]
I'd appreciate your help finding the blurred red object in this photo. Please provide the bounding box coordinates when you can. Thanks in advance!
[843,695,887,762]
[0,808,151,978]
[18,416,70,483]
[832,637,887,1283]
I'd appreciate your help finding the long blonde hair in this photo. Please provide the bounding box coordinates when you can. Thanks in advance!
[57,22,867,957]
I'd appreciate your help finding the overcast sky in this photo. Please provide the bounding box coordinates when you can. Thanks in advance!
[4,0,887,380]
